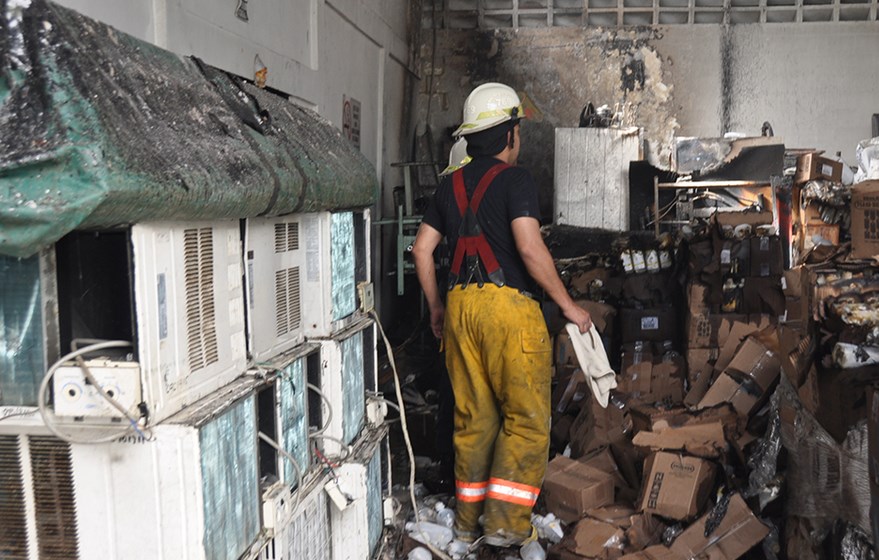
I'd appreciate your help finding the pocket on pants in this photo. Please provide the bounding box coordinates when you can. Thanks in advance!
[520,331,550,354]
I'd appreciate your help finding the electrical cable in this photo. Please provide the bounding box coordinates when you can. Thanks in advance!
[307,433,352,462]
[306,382,333,436]
[38,340,143,444]
[258,431,304,513]
[369,310,453,560]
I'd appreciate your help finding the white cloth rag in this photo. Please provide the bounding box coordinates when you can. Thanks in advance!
[564,323,618,408]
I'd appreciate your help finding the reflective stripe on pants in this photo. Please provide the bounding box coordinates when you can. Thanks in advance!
[444,284,551,542]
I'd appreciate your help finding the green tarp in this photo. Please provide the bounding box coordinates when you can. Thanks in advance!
[0,0,377,258]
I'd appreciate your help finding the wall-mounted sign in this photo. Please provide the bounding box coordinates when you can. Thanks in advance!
[342,95,361,149]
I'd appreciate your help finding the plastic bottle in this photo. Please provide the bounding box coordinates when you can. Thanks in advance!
[532,513,564,544]
[448,539,470,559]
[405,521,454,550]
[435,502,455,528]
[520,540,546,560]
[408,547,433,560]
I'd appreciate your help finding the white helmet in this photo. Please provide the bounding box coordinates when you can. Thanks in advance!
[453,82,524,137]
[439,137,472,176]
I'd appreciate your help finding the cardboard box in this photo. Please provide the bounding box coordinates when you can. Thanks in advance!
[749,236,783,277]
[686,313,748,349]
[553,368,589,414]
[714,210,773,228]
[795,151,843,184]
[618,546,679,560]
[668,493,769,560]
[803,222,840,251]
[852,180,879,259]
[619,345,654,397]
[686,348,718,386]
[569,397,632,459]
[555,331,578,369]
[719,239,750,278]
[868,386,879,485]
[632,422,727,459]
[742,277,784,316]
[620,307,677,344]
[638,452,716,521]
[561,518,625,559]
[543,456,615,523]
[688,282,711,313]
[585,505,666,553]
[698,336,780,416]
[629,402,740,437]
[574,299,617,334]
[581,447,630,498]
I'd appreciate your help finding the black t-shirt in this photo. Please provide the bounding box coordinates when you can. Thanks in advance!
[422,156,541,292]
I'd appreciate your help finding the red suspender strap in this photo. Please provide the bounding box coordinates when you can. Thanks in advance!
[449,163,510,279]
[449,170,468,276]
[470,163,508,212]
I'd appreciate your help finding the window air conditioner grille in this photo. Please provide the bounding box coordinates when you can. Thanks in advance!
[274,223,300,253]
[287,223,299,252]
[275,269,289,336]
[274,224,287,253]
[0,435,28,559]
[29,436,79,560]
[184,227,219,371]
[275,267,301,337]
[287,486,330,560]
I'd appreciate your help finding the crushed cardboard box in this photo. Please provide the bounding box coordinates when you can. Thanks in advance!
[667,493,769,560]
[543,456,615,523]
[632,422,727,459]
[698,334,781,417]
[638,451,716,521]
[570,396,632,458]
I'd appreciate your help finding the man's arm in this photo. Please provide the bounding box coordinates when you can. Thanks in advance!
[412,222,445,339]
[511,216,592,333]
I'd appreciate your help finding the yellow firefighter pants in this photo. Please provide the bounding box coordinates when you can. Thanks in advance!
[443,284,551,543]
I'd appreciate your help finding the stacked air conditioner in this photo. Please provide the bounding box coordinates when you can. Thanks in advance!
[0,209,387,560]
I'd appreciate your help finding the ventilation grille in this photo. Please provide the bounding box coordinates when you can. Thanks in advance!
[274,222,300,253]
[275,267,302,337]
[0,435,28,559]
[184,228,219,372]
[29,436,79,560]
[285,486,331,560]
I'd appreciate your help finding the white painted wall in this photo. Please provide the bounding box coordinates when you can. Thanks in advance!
[657,22,879,163]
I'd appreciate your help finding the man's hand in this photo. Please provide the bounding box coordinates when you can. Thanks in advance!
[564,304,592,334]
[430,304,445,339]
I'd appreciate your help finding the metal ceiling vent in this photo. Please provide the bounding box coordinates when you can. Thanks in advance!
[274,222,302,338]
[184,227,219,372]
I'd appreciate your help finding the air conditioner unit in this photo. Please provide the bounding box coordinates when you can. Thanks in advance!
[271,347,319,486]
[0,249,59,408]
[315,318,377,456]
[329,428,389,560]
[131,220,247,422]
[300,210,372,340]
[258,478,332,560]
[0,384,264,560]
[245,216,307,363]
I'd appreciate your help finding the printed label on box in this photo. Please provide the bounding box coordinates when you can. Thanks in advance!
[721,249,731,264]
[760,237,769,251]
[641,316,660,330]
[760,263,770,277]
[821,164,834,177]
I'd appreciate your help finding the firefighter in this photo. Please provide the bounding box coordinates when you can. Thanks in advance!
[412,82,592,548]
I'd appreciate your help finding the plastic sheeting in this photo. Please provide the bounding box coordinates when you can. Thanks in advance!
[0,254,44,405]
[776,377,871,535]
[199,395,261,560]
[279,358,308,486]
[0,0,377,258]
